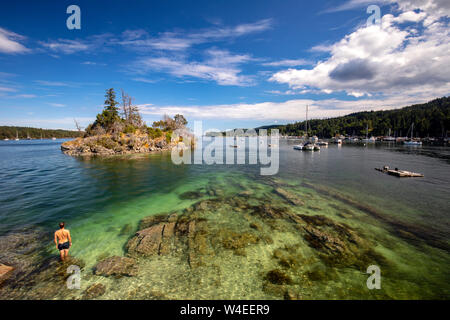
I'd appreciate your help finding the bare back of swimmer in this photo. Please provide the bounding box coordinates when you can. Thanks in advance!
[54,222,72,261]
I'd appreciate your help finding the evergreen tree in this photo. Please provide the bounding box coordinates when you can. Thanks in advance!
[95,88,120,130]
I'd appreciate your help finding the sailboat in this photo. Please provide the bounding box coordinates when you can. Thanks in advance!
[362,124,376,143]
[404,123,422,145]
[293,105,320,151]
[383,128,395,142]
[15,130,19,141]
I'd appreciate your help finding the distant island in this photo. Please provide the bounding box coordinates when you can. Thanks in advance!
[260,97,449,138]
[61,88,192,156]
[0,126,80,140]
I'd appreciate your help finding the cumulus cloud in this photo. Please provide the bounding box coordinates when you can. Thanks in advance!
[270,1,450,98]
[0,27,29,54]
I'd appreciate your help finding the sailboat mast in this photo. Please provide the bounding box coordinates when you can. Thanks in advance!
[305,105,308,138]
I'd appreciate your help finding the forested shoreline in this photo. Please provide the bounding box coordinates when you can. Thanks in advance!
[261,97,450,138]
[0,126,81,140]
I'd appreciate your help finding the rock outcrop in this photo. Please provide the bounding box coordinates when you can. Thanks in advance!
[61,132,177,156]
[94,256,138,277]
[0,264,14,284]
[83,283,106,299]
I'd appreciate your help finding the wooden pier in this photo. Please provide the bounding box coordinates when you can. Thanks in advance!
[375,166,424,178]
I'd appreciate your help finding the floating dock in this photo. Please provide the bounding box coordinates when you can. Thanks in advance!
[375,166,424,177]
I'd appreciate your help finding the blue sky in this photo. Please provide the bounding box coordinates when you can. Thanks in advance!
[0,0,449,130]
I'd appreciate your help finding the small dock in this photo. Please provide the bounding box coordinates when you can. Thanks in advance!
[375,166,424,178]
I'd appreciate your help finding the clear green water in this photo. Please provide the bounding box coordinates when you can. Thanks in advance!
[0,139,448,299]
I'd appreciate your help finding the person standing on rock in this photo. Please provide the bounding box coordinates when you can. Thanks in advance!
[54,222,72,261]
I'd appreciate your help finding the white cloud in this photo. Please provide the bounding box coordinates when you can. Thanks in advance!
[262,59,310,67]
[39,34,113,54]
[134,49,254,86]
[48,103,66,107]
[118,19,272,51]
[40,39,89,54]
[0,27,29,54]
[35,80,73,87]
[0,117,93,130]
[137,95,434,121]
[0,86,17,92]
[131,77,158,83]
[270,1,450,99]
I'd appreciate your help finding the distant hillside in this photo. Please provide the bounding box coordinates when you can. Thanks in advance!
[0,126,82,139]
[260,97,450,138]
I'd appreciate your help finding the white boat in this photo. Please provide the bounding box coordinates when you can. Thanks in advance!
[293,144,304,150]
[361,124,375,143]
[15,130,19,141]
[404,140,422,146]
[317,141,328,146]
[304,142,320,151]
[52,137,57,140]
[3,138,9,141]
[403,123,422,146]
[383,129,395,141]
[362,136,376,143]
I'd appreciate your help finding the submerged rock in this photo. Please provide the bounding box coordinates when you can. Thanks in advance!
[83,283,106,299]
[220,230,260,250]
[127,224,167,256]
[94,256,138,277]
[274,187,304,206]
[284,289,302,300]
[265,269,293,285]
[179,190,204,200]
[119,224,133,236]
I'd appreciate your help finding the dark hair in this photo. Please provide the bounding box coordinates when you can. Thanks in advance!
[59,222,65,229]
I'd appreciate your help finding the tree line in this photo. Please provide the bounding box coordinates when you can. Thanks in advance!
[262,97,450,138]
[0,126,80,140]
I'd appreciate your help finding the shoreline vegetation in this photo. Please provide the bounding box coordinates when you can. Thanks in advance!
[259,97,450,139]
[60,88,193,156]
[0,126,80,140]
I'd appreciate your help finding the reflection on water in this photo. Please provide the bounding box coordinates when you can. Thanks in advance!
[0,139,449,299]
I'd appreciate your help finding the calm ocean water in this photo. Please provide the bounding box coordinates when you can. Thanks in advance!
[0,138,449,299]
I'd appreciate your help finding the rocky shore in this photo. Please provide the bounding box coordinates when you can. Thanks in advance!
[61,132,179,156]
[2,176,442,300]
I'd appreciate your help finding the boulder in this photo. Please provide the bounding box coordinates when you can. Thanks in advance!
[94,256,138,277]
[0,264,14,284]
[83,283,106,299]
[127,220,176,256]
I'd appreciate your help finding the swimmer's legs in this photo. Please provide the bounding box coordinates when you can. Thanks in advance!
[63,249,69,259]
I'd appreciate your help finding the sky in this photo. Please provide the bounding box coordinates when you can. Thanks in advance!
[0,0,449,130]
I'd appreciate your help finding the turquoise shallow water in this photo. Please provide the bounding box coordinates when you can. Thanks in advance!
[0,139,449,299]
